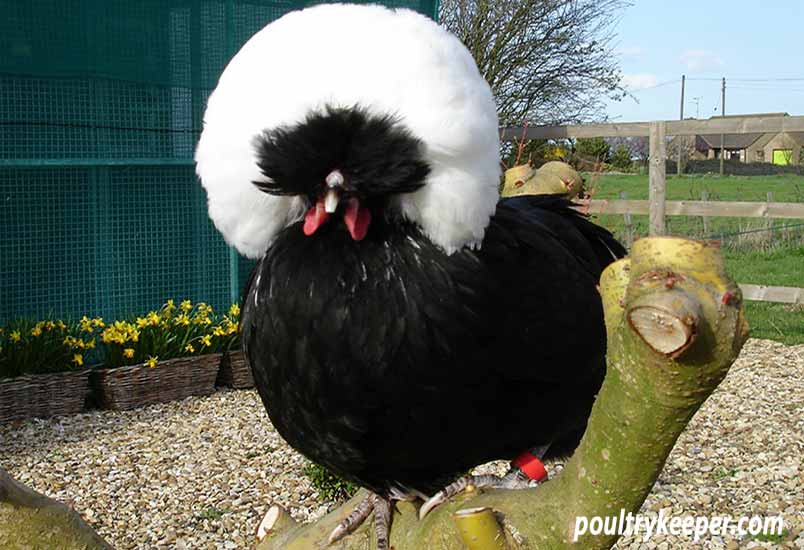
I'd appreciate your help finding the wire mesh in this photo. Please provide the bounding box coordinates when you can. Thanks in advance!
[1,0,438,322]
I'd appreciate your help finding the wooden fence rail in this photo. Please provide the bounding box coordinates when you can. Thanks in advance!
[501,115,804,305]
[739,284,804,305]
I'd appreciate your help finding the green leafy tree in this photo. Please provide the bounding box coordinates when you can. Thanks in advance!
[575,137,611,163]
[610,144,633,171]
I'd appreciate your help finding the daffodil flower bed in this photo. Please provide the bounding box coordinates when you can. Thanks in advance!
[99,300,240,369]
[0,317,101,380]
[0,318,102,422]
[91,300,241,411]
[0,300,244,417]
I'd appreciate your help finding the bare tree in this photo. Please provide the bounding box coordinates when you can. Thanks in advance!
[606,136,649,161]
[440,0,627,125]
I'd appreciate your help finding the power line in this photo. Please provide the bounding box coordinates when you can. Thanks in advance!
[627,78,679,93]
[729,87,804,93]
[727,83,804,91]
[730,77,804,82]
[688,76,804,83]
[729,84,804,88]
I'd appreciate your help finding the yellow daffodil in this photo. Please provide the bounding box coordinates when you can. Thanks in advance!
[10,330,21,343]
[80,316,95,333]
[93,317,104,328]
[229,303,240,317]
[72,354,84,366]
[193,314,212,325]
[180,300,192,312]
[45,321,56,331]
[31,326,42,337]
[146,356,158,368]
[163,300,176,318]
[213,327,224,337]
[123,348,134,358]
[175,314,190,326]
[185,343,195,353]
[200,335,212,347]
[57,320,67,329]
[86,338,96,349]
[136,317,149,328]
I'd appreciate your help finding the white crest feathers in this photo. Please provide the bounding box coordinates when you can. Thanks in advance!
[195,4,500,258]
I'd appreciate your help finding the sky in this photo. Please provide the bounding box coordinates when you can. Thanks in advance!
[604,0,804,122]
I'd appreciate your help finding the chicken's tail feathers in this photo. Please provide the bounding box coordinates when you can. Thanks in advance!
[500,193,627,276]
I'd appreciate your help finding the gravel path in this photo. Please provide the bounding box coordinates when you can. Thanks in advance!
[1,338,802,549]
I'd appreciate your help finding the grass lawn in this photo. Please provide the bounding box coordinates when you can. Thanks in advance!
[589,173,804,202]
[587,173,804,243]
[723,246,804,345]
[584,174,804,345]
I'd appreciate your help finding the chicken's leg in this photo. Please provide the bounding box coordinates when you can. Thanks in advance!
[419,444,551,520]
[327,492,394,550]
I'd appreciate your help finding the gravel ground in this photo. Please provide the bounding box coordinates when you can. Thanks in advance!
[1,338,802,550]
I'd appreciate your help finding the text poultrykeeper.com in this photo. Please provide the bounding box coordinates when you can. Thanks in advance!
[573,509,785,542]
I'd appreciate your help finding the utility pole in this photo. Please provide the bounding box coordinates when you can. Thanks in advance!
[719,77,726,176]
[678,75,685,176]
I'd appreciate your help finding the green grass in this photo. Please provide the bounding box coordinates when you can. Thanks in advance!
[723,246,804,288]
[724,246,804,345]
[751,529,789,544]
[583,174,804,345]
[711,467,737,480]
[304,462,358,502]
[589,173,804,202]
[587,174,804,244]
[196,507,228,521]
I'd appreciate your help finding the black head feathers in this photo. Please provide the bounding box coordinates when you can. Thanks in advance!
[252,105,431,201]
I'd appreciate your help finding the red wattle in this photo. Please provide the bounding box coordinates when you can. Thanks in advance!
[344,199,371,241]
[303,200,330,236]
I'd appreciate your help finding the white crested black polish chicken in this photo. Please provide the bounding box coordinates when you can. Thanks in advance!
[195,4,625,548]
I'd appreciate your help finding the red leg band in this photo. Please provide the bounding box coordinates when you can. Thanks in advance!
[512,451,548,482]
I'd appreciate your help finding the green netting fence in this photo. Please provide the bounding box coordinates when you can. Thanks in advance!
[0,0,439,323]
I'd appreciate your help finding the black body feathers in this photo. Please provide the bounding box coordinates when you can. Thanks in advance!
[241,194,624,494]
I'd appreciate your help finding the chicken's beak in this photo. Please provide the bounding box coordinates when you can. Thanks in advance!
[324,170,344,213]
[303,169,371,240]
[324,188,340,213]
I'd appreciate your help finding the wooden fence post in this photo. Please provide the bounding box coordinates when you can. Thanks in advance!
[701,190,710,236]
[649,121,667,236]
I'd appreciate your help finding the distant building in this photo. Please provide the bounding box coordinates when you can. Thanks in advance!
[670,113,804,165]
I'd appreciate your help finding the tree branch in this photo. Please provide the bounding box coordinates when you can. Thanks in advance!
[0,467,113,550]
